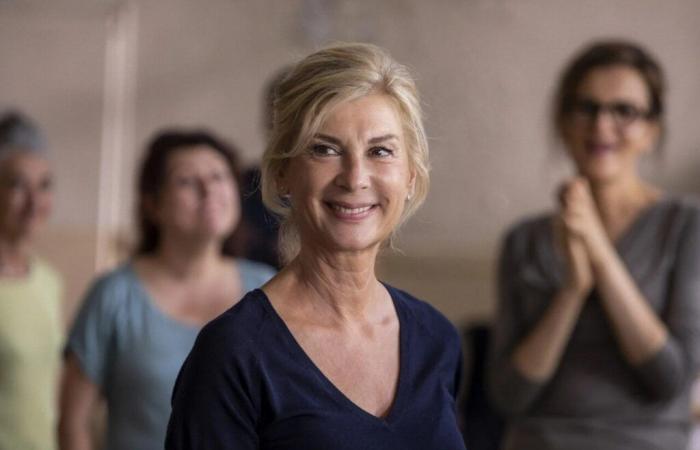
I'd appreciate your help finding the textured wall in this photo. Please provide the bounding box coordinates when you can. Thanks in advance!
[1,0,699,324]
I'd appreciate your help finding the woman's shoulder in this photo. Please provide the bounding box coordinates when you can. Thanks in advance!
[86,262,139,295]
[385,284,459,343]
[75,262,142,314]
[503,211,554,243]
[660,194,700,216]
[643,194,700,237]
[196,289,275,353]
[30,257,63,291]
[498,211,556,262]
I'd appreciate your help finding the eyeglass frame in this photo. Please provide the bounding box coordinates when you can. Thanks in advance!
[565,97,658,129]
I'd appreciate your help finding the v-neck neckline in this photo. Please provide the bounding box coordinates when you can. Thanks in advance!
[612,195,669,255]
[125,261,245,332]
[255,285,409,426]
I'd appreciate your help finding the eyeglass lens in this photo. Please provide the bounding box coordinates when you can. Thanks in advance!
[572,99,650,126]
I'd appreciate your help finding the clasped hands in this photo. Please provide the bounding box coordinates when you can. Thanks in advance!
[555,177,614,298]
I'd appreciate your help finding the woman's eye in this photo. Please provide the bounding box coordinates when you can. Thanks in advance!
[310,144,339,156]
[39,176,53,192]
[3,177,25,191]
[174,176,196,187]
[612,103,641,120]
[210,171,228,183]
[370,146,394,157]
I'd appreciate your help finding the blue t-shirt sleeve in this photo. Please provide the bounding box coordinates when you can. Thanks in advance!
[238,259,276,293]
[166,317,261,449]
[66,272,122,386]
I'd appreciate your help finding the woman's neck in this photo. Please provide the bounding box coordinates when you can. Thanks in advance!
[285,246,385,323]
[0,237,31,277]
[589,174,660,237]
[148,238,224,281]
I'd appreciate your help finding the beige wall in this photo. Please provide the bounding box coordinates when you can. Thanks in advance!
[2,0,700,326]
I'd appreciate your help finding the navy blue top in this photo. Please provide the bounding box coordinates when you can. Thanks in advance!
[165,285,466,450]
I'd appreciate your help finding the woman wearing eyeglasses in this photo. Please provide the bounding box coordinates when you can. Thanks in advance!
[488,41,700,450]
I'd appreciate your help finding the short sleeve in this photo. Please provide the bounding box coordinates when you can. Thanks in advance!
[65,271,123,387]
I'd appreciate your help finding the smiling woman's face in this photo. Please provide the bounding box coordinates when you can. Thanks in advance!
[562,65,660,184]
[282,93,415,257]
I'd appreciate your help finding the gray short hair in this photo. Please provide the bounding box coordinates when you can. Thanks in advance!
[0,110,47,159]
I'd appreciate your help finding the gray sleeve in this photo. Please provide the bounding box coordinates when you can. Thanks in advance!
[632,205,700,401]
[66,273,121,387]
[487,228,547,416]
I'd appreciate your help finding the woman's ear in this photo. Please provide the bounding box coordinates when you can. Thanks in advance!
[407,168,416,200]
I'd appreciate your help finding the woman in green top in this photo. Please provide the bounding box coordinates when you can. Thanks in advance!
[0,110,63,450]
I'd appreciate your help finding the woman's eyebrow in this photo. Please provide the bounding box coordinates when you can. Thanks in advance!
[313,133,399,145]
[368,134,399,144]
[313,133,342,145]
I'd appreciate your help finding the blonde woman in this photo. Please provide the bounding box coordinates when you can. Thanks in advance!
[166,43,465,449]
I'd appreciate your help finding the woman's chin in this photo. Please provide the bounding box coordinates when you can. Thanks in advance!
[319,235,383,256]
[579,162,624,184]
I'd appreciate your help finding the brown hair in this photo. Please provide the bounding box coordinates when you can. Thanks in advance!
[136,129,243,256]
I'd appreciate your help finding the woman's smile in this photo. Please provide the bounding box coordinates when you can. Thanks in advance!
[325,201,378,221]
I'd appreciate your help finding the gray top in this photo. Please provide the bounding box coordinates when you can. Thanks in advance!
[488,196,700,450]
[67,260,275,450]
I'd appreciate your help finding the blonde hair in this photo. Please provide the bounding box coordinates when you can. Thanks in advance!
[261,42,430,263]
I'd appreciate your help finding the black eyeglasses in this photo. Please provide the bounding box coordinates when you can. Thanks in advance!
[569,99,654,128]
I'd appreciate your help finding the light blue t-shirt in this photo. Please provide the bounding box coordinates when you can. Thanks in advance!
[67,260,275,450]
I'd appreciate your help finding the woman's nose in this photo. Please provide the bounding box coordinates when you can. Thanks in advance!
[590,108,618,134]
[197,178,213,198]
[335,152,369,191]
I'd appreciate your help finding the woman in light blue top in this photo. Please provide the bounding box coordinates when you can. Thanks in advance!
[58,129,275,450]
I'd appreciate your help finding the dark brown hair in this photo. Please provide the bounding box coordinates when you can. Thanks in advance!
[553,40,666,137]
[136,129,243,256]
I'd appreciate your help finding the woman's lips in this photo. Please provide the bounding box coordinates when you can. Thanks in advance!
[585,143,615,156]
[325,202,377,220]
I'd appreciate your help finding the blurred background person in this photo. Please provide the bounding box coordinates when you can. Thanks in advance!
[488,40,700,450]
[689,374,700,449]
[0,110,63,450]
[237,66,292,269]
[165,42,465,449]
[58,129,275,450]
